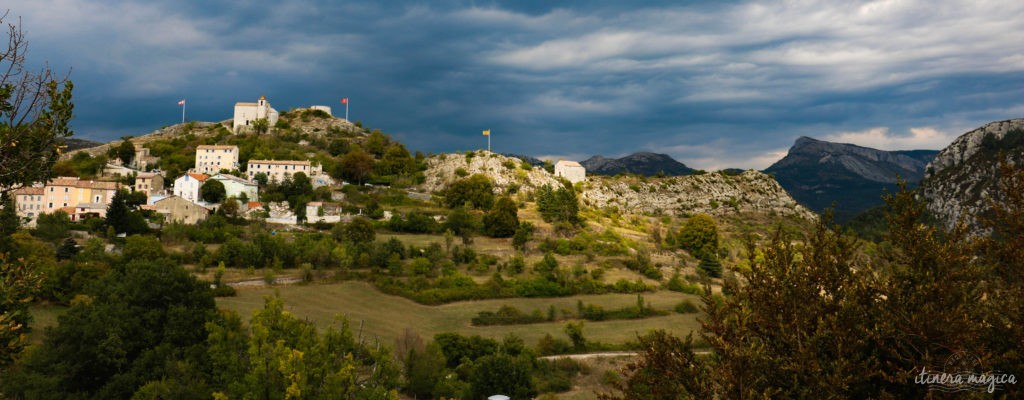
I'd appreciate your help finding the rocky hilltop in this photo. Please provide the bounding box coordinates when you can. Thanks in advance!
[62,122,222,160]
[581,152,695,176]
[581,171,815,219]
[920,118,1024,231]
[764,136,938,221]
[423,151,813,219]
[420,151,562,194]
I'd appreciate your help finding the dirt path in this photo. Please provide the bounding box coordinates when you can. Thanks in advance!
[540,349,711,361]
[227,277,302,288]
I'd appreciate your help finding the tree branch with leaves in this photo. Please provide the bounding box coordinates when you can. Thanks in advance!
[0,12,73,194]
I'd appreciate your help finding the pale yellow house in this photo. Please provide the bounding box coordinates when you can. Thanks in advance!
[194,145,240,174]
[43,177,119,213]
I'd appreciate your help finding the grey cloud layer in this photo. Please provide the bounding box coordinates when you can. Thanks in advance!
[13,0,1024,169]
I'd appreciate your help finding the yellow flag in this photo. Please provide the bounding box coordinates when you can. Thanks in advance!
[482,129,490,136]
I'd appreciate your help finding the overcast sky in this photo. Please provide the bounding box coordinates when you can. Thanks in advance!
[11,1,1024,169]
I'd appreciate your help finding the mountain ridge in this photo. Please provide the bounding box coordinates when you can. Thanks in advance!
[764,136,938,221]
[580,152,694,176]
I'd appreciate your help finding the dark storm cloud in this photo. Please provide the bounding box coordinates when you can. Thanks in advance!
[10,0,1024,169]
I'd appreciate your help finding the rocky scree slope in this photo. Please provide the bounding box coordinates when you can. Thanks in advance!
[919,118,1024,232]
[764,136,937,221]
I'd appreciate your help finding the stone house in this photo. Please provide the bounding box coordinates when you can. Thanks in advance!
[135,172,164,197]
[554,160,586,184]
[154,195,211,224]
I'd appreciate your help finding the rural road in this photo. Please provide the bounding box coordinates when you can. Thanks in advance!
[540,349,712,360]
[540,352,638,360]
[227,277,302,288]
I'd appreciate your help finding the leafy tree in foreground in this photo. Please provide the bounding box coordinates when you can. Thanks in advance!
[0,13,74,195]
[206,296,400,400]
[4,258,216,398]
[605,179,1019,399]
[0,193,18,252]
[0,255,42,367]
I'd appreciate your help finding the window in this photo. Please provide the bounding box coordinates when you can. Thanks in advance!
[64,187,69,192]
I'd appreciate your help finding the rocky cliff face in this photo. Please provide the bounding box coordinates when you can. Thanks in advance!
[920,118,1024,231]
[581,152,695,176]
[764,136,938,221]
[580,171,815,219]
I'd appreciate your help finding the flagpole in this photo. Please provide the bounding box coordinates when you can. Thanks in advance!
[488,132,491,152]
[181,101,186,124]
[345,100,349,121]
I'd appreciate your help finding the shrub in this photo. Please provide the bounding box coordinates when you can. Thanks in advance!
[675,300,700,314]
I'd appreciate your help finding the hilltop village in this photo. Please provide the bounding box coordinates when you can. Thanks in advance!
[12,96,594,229]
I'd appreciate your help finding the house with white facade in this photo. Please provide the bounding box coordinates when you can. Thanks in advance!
[173,173,209,203]
[209,173,258,202]
[554,160,586,184]
[233,96,279,133]
[247,159,322,183]
[194,145,239,174]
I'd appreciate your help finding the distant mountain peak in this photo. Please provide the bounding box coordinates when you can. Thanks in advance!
[793,136,821,146]
[580,152,694,176]
[765,136,939,221]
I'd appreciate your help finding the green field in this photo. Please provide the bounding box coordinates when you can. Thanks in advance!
[217,281,703,347]
[28,303,68,345]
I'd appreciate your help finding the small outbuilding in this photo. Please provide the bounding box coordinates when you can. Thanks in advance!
[554,160,586,184]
